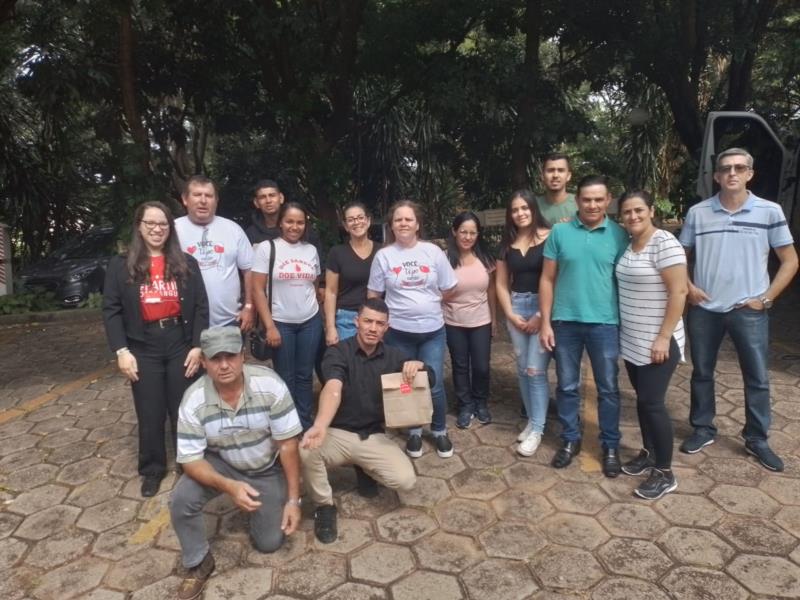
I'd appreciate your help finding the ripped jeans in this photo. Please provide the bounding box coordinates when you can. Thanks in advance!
[507,292,552,434]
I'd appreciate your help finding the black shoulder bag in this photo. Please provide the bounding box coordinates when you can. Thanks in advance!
[249,239,276,361]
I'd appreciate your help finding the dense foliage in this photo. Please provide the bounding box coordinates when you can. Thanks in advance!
[0,0,797,266]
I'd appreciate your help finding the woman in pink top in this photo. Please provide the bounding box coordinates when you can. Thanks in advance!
[443,211,497,427]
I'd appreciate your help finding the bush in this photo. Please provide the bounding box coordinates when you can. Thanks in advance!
[78,292,104,309]
[0,290,60,315]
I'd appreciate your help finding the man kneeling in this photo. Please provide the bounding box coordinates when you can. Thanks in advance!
[170,326,302,600]
[301,298,425,543]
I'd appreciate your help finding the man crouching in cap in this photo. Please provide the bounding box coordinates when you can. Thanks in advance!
[170,326,302,600]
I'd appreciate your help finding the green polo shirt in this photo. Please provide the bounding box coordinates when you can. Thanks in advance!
[543,216,629,324]
[535,193,577,224]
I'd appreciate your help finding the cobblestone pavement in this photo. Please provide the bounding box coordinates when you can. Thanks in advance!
[1,296,800,600]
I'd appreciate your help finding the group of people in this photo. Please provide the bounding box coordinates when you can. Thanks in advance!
[101,147,797,600]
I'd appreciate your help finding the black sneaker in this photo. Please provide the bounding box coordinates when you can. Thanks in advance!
[475,405,492,425]
[745,441,784,472]
[406,434,423,458]
[456,409,473,429]
[354,465,379,498]
[634,469,677,500]
[314,504,338,544]
[621,449,656,476]
[435,433,454,458]
[679,431,715,454]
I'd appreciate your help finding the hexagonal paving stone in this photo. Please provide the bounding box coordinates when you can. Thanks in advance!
[597,538,672,580]
[7,484,70,516]
[391,570,464,600]
[25,528,94,568]
[727,554,800,597]
[128,575,180,600]
[661,566,748,600]
[670,466,715,494]
[56,456,111,486]
[502,461,560,493]
[714,515,797,555]
[473,423,518,447]
[350,542,415,584]
[0,537,27,570]
[0,447,49,474]
[0,564,36,600]
[75,409,122,430]
[450,468,508,500]
[337,486,400,519]
[76,497,138,532]
[435,498,496,536]
[94,521,155,560]
[460,446,515,470]
[0,511,22,539]
[775,506,800,539]
[461,557,538,600]
[31,556,110,600]
[86,421,135,443]
[590,577,670,600]
[275,551,347,597]
[104,549,177,592]
[67,477,124,508]
[377,507,438,542]
[31,415,78,435]
[760,476,800,505]
[539,513,610,550]
[709,483,780,516]
[478,516,546,564]
[596,502,668,539]
[246,529,306,567]
[530,544,605,590]
[654,493,724,526]
[312,517,373,553]
[658,526,734,569]
[398,475,451,508]
[698,457,765,486]
[1,463,59,492]
[204,567,272,600]
[46,441,98,465]
[545,481,610,515]
[37,428,89,449]
[83,590,126,600]
[319,582,387,600]
[0,433,39,456]
[413,453,467,480]
[15,505,81,541]
[491,488,554,523]
[413,531,483,573]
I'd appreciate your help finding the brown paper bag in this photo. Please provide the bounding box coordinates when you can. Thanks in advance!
[381,371,433,428]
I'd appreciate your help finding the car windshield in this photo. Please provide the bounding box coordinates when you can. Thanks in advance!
[51,231,115,260]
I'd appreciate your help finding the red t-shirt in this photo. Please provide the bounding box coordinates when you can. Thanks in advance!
[139,255,181,322]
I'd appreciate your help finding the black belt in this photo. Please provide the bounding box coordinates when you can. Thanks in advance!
[144,316,182,329]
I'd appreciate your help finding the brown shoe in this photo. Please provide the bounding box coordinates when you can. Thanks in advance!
[178,552,215,600]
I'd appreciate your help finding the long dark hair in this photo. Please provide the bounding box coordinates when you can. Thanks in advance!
[126,201,189,284]
[446,211,496,270]
[499,189,550,257]
[384,199,424,244]
[277,201,310,242]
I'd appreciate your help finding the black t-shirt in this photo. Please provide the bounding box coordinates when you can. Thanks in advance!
[322,337,433,435]
[325,242,379,311]
[505,244,545,293]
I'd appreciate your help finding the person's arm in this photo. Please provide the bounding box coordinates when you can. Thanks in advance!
[487,269,498,337]
[300,378,344,450]
[276,436,302,535]
[238,270,255,332]
[102,258,139,382]
[183,459,262,512]
[252,271,281,347]
[682,247,710,306]
[538,258,557,351]
[496,258,527,334]
[758,243,799,305]
[651,264,689,363]
[324,270,340,346]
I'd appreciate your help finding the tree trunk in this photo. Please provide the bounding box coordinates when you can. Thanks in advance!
[725,0,777,110]
[118,3,151,174]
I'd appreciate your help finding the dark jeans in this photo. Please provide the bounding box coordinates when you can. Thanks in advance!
[273,311,323,430]
[445,323,492,414]
[553,321,621,448]
[624,337,680,469]
[687,305,771,442]
[129,322,197,477]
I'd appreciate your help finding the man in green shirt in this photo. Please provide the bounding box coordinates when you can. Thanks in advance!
[536,153,577,224]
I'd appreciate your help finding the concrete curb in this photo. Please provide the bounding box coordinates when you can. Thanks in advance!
[0,307,101,326]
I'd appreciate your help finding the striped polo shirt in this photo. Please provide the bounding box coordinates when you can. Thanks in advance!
[616,230,686,366]
[176,364,302,473]
[679,193,793,313]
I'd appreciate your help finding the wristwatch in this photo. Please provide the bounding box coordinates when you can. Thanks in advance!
[286,497,302,507]
[759,296,773,310]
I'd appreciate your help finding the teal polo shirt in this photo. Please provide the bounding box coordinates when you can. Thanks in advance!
[543,216,629,324]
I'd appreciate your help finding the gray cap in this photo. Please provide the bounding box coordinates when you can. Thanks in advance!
[200,326,243,358]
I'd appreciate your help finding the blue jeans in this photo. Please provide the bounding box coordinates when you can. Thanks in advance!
[385,326,447,434]
[507,292,551,434]
[335,308,358,341]
[553,321,621,448]
[273,311,323,430]
[687,305,771,442]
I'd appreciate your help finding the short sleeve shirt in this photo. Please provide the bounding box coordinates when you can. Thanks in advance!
[443,259,493,328]
[252,238,320,323]
[536,193,577,225]
[543,216,629,324]
[326,242,379,311]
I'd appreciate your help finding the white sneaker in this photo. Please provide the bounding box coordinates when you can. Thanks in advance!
[517,432,542,457]
[517,422,535,442]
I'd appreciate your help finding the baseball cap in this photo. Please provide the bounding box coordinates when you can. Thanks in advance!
[200,326,243,358]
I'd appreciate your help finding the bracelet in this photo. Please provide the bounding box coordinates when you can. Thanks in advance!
[286,497,302,507]
[116,347,130,356]
[244,303,253,309]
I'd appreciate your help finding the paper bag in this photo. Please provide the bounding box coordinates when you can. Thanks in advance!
[381,371,433,428]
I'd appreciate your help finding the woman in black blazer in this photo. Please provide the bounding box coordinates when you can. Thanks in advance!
[102,201,209,497]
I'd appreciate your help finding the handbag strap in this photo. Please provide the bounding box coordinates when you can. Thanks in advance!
[266,238,276,313]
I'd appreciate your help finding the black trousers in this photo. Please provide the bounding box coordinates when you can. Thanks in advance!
[445,323,492,413]
[624,337,680,469]
[129,322,197,477]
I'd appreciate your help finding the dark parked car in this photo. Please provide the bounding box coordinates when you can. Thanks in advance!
[18,227,117,307]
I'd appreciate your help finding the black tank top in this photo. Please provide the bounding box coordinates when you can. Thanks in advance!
[506,243,544,293]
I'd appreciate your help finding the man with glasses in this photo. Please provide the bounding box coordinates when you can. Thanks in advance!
[170,326,302,600]
[679,147,798,471]
[175,175,255,329]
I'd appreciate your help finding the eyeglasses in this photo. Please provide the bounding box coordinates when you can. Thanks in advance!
[716,164,751,174]
[141,220,170,230]
[345,214,367,225]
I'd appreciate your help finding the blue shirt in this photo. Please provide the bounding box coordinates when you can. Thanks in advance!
[679,192,793,313]
[543,216,629,324]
